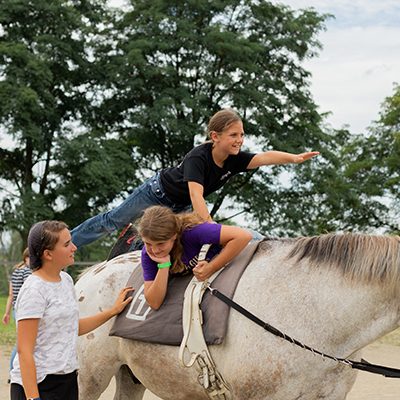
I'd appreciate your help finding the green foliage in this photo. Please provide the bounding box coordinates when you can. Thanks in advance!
[336,84,400,234]
[54,134,139,228]
[94,0,334,235]
[0,265,11,296]
[271,83,400,236]
[0,231,23,295]
[0,0,136,246]
[1,0,396,252]
[0,0,331,248]
[0,295,16,345]
[104,0,328,158]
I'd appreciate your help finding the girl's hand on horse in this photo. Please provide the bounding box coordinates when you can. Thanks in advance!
[110,286,134,316]
[293,151,320,163]
[193,261,215,281]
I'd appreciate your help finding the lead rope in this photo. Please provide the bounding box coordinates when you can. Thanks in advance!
[179,245,232,399]
[207,286,400,378]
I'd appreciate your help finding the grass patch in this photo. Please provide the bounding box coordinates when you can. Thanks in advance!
[0,295,16,345]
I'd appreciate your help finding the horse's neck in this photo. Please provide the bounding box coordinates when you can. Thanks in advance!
[318,282,398,354]
[248,241,400,356]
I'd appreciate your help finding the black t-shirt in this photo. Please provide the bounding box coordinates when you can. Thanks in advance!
[160,142,256,205]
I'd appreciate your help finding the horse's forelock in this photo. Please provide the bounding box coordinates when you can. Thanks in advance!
[287,233,400,289]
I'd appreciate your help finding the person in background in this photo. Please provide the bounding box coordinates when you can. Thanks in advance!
[137,206,252,310]
[71,108,319,249]
[10,220,133,400]
[2,248,32,376]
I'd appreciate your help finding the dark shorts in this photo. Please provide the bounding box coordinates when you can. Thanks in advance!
[10,371,78,400]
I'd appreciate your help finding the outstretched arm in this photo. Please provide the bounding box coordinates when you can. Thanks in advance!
[247,150,319,169]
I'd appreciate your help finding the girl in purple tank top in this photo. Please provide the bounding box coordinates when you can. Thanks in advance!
[137,206,252,310]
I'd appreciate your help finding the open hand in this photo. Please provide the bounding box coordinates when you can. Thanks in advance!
[293,151,320,163]
[110,286,134,316]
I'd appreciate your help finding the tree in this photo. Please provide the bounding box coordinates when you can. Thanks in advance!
[0,0,136,249]
[338,84,400,234]
[92,0,333,235]
[0,230,23,294]
[280,84,400,236]
[6,0,385,245]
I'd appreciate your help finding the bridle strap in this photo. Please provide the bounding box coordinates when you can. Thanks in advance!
[207,286,400,378]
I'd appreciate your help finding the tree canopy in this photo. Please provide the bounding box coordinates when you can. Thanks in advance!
[0,0,397,261]
[338,84,400,233]
[85,0,332,235]
[0,0,137,249]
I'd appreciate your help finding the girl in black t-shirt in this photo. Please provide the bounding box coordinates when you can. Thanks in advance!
[71,108,319,249]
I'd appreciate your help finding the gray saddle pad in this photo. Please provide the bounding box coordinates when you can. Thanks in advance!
[109,240,260,345]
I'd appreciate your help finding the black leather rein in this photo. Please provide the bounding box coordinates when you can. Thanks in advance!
[207,286,400,378]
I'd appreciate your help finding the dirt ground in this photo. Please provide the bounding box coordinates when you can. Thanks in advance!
[1,342,399,399]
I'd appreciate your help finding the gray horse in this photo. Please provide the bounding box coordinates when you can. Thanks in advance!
[76,234,400,399]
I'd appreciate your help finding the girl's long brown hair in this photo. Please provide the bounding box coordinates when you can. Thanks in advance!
[137,206,204,273]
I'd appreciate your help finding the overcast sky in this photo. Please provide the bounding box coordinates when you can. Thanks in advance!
[272,0,400,133]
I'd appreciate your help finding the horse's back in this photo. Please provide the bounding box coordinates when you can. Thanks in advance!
[76,251,141,315]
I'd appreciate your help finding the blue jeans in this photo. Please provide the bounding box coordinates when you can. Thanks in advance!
[248,229,264,242]
[10,347,16,371]
[71,173,189,248]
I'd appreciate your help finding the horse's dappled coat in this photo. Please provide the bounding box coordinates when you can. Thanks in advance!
[76,234,400,400]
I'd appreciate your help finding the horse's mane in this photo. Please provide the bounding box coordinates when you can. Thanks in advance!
[287,233,400,289]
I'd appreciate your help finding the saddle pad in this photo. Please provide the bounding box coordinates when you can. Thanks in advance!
[109,240,261,345]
